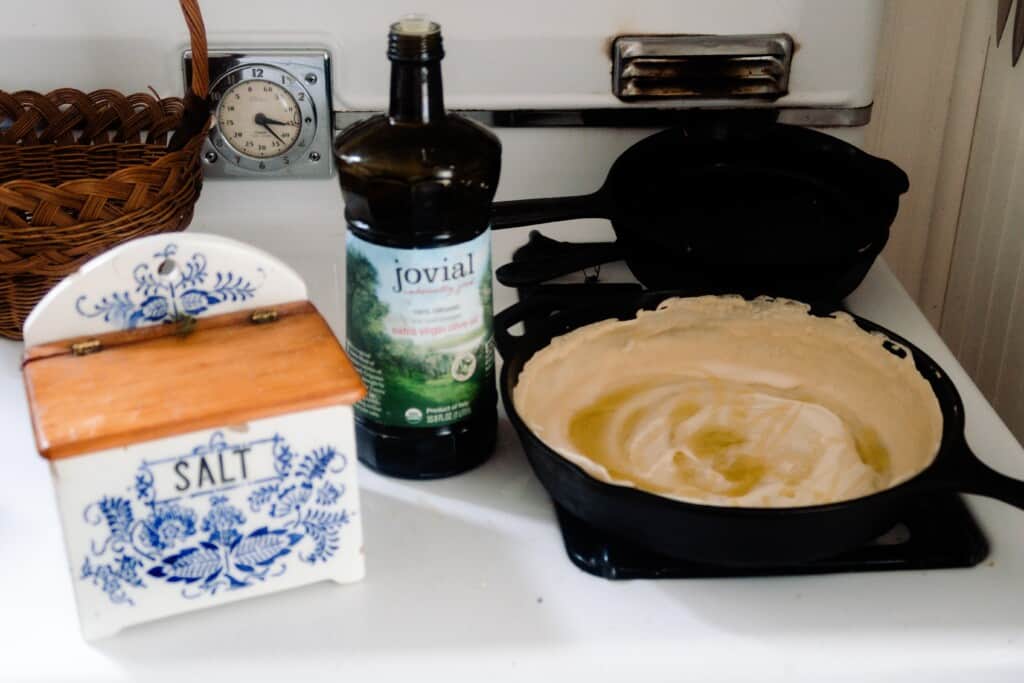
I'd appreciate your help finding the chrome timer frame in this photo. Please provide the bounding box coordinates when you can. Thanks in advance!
[184,49,333,178]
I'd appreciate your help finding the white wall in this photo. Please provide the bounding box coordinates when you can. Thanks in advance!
[942,7,1024,444]
[864,0,982,324]
[870,0,1024,445]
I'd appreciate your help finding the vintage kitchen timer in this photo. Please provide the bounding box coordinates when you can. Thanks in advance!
[184,49,333,177]
[21,233,366,639]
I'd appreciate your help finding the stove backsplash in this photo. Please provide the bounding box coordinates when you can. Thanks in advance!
[3,1,882,111]
[1,0,886,333]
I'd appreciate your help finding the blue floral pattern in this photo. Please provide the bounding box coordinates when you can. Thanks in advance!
[74,244,263,329]
[138,504,196,552]
[81,433,352,605]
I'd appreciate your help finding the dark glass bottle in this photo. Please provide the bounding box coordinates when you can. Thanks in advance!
[334,17,502,479]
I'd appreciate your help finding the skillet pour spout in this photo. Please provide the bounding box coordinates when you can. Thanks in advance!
[495,288,1024,566]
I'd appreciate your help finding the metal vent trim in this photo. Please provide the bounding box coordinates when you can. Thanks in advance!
[613,34,794,102]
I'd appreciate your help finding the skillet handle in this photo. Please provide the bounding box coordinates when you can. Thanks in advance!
[495,240,624,286]
[493,283,644,358]
[940,439,1024,510]
[492,193,606,230]
[494,295,553,358]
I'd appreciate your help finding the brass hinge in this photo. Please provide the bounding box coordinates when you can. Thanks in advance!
[250,309,279,325]
[70,339,102,356]
[174,313,198,338]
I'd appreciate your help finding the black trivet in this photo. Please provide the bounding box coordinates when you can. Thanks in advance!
[555,493,989,579]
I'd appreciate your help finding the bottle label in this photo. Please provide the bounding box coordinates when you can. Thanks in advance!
[345,229,494,428]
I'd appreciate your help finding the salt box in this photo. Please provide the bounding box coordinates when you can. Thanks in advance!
[20,233,366,640]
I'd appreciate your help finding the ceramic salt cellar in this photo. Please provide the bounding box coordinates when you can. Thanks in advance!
[20,232,366,640]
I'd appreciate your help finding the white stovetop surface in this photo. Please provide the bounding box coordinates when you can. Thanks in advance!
[2,180,1024,682]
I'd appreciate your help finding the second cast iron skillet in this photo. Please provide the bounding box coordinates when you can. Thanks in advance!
[491,121,909,304]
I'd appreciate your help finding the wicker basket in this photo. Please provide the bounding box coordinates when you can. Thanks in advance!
[0,0,211,340]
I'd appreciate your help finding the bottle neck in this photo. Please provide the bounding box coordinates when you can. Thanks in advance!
[388,60,445,124]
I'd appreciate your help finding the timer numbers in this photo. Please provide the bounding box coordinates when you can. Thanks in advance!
[216,72,303,160]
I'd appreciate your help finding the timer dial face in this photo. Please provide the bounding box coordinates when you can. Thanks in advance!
[217,79,301,159]
[205,61,320,174]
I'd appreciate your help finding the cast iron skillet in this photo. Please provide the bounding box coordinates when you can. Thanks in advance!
[491,121,909,304]
[495,285,1024,567]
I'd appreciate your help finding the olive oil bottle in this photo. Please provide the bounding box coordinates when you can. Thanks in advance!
[334,16,501,479]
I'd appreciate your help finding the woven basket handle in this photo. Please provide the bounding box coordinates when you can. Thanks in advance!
[180,0,209,99]
[168,0,210,150]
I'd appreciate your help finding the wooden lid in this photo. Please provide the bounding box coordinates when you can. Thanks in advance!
[23,301,366,460]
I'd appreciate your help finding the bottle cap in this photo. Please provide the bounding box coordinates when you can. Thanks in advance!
[388,15,444,62]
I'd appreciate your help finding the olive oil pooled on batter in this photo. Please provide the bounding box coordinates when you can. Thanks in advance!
[567,380,892,504]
